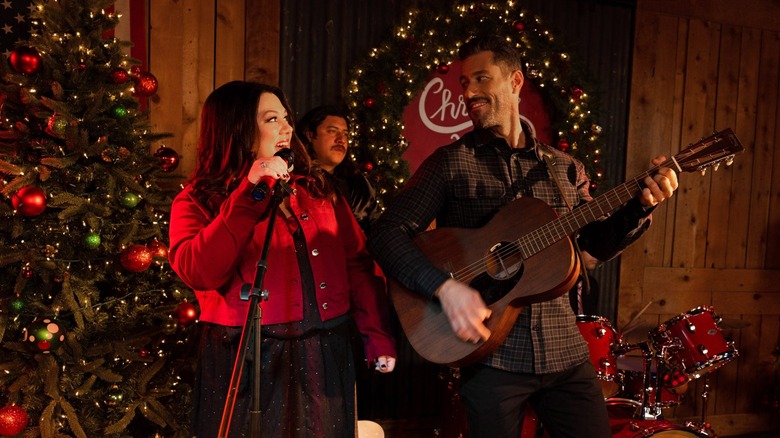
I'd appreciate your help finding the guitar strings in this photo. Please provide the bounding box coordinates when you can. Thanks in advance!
[448,169,656,284]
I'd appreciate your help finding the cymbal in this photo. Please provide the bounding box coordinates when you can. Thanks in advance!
[719,319,751,329]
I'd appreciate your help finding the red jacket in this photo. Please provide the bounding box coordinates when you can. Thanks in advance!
[169,176,396,363]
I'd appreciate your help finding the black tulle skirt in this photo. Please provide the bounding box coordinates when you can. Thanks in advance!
[191,322,356,438]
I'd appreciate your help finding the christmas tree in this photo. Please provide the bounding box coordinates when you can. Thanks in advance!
[0,1,196,436]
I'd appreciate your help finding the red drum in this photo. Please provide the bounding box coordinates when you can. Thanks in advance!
[576,315,622,397]
[619,370,687,407]
[611,419,710,437]
[608,399,709,437]
[648,306,738,380]
[616,356,689,408]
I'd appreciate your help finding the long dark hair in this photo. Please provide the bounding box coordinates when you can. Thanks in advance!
[188,81,330,198]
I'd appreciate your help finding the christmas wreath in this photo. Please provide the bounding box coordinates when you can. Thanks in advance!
[345,1,605,210]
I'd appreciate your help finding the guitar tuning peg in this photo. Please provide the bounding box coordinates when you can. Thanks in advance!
[700,168,707,176]
[726,156,734,166]
[713,162,721,171]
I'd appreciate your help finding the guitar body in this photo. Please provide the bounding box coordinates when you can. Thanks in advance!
[389,196,580,367]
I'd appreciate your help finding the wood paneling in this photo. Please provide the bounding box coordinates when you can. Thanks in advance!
[246,0,280,85]
[623,1,780,435]
[148,0,249,182]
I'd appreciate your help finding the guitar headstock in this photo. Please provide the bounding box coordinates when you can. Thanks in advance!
[673,128,745,175]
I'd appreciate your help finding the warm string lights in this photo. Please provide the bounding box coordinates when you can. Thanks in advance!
[347,1,606,210]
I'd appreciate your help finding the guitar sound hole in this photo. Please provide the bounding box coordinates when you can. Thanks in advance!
[469,241,525,305]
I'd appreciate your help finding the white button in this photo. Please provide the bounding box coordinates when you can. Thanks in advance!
[319,282,326,289]
[311,249,319,256]
[322,302,329,310]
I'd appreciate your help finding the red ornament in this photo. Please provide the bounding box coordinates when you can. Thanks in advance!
[556,138,570,151]
[174,302,199,325]
[9,46,42,74]
[12,186,47,216]
[436,63,450,74]
[133,71,158,97]
[111,67,129,84]
[46,114,68,137]
[21,266,33,279]
[154,146,180,172]
[512,20,525,32]
[129,65,141,77]
[570,86,584,103]
[0,405,29,436]
[361,161,374,173]
[119,244,153,273]
[147,239,169,263]
[362,98,376,108]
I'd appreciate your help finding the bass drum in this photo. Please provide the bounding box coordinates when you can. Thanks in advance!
[607,399,709,437]
[611,419,710,437]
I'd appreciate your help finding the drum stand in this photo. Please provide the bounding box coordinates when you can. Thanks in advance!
[682,373,715,436]
[637,342,665,420]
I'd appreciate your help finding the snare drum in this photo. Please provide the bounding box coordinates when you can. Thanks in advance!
[576,315,622,397]
[648,306,738,380]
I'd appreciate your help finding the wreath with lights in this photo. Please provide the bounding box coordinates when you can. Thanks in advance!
[345,1,606,210]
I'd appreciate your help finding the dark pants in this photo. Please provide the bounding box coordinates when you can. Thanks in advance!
[460,361,611,438]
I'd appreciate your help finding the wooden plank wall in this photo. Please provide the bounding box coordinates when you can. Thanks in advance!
[146,0,279,182]
[620,0,780,435]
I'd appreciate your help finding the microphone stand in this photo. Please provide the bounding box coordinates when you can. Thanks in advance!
[218,180,296,438]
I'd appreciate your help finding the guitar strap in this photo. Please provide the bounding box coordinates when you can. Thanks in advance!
[541,151,591,296]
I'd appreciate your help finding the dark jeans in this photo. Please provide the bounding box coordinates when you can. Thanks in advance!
[460,361,610,438]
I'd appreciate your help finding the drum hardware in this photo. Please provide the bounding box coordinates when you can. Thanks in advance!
[700,373,711,424]
[636,343,668,420]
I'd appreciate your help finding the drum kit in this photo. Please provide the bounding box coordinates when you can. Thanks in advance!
[576,305,740,437]
[437,305,740,438]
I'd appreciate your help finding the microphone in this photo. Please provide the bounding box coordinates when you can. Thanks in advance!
[251,148,295,201]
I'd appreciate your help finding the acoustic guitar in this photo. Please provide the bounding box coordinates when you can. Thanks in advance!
[389,128,745,367]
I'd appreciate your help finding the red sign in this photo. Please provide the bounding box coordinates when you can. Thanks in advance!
[402,60,554,173]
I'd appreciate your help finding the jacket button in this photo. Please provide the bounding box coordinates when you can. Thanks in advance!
[319,282,327,289]
[532,324,541,331]
[322,302,329,310]
[301,214,309,220]
[311,249,319,256]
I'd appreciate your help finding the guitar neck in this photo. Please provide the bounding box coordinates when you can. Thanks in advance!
[518,126,745,259]
[519,168,657,259]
